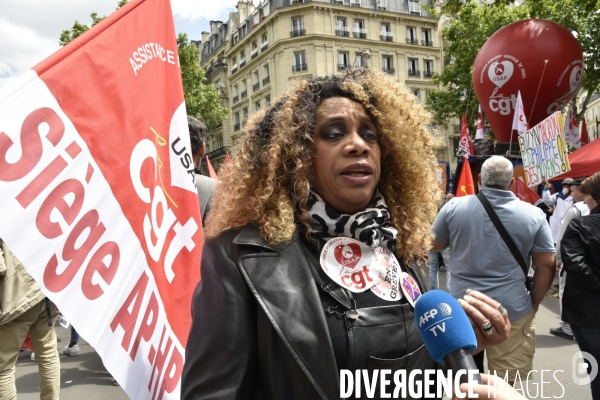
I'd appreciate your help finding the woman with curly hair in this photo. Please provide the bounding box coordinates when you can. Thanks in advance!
[181,69,510,399]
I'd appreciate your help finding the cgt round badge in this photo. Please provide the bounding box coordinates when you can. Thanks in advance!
[320,238,406,302]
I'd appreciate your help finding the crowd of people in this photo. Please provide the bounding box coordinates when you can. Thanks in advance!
[1,68,599,400]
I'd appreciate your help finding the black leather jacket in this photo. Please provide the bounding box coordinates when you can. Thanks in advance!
[560,206,600,328]
[181,225,437,400]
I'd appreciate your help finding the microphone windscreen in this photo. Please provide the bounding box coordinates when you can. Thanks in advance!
[414,290,477,364]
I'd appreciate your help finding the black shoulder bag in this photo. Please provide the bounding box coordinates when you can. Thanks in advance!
[476,192,533,291]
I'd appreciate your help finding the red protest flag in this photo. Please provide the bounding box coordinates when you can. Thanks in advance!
[459,113,474,157]
[581,118,589,145]
[206,155,218,179]
[456,158,475,197]
[512,176,542,206]
[225,151,231,163]
[0,0,200,398]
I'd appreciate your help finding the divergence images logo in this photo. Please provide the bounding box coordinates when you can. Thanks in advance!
[419,303,452,337]
[488,61,514,88]
[572,351,598,385]
[334,243,362,269]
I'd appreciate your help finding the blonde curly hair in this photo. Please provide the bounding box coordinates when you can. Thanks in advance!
[205,69,440,261]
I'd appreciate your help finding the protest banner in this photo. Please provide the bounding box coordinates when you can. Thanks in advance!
[0,0,202,398]
[517,112,571,187]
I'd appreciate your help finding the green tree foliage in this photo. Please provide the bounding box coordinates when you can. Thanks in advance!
[426,0,600,133]
[177,33,229,132]
[59,1,228,132]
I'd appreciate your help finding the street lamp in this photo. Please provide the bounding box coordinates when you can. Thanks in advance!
[354,49,371,68]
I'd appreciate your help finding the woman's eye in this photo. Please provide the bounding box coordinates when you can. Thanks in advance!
[361,130,378,141]
[324,130,345,139]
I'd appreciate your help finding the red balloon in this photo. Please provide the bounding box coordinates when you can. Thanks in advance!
[473,19,583,143]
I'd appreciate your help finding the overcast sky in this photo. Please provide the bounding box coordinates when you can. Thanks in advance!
[0,0,239,88]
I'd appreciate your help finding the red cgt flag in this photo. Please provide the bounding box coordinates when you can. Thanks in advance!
[459,113,474,157]
[456,158,475,197]
[206,155,218,179]
[512,176,543,206]
[0,0,201,398]
[581,118,589,145]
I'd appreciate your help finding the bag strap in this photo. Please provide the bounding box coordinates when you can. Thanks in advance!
[476,191,529,279]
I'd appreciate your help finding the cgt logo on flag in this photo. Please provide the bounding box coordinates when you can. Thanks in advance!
[0,0,202,399]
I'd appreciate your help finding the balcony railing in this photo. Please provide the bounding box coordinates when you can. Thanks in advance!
[424,70,434,78]
[380,32,393,42]
[422,40,434,46]
[231,63,238,73]
[263,76,270,85]
[234,123,240,131]
[292,63,308,72]
[335,28,350,37]
[251,49,258,59]
[382,67,395,74]
[338,63,350,70]
[233,95,239,103]
[291,29,305,37]
[239,58,246,68]
[261,41,268,50]
[350,0,361,6]
[377,6,386,10]
[253,82,260,91]
[406,38,418,45]
[353,29,367,39]
[241,90,247,99]
[408,69,420,77]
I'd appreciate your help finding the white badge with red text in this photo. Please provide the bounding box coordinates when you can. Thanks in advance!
[370,247,403,302]
[320,238,379,293]
[400,272,422,306]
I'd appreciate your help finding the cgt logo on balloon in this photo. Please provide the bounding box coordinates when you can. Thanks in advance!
[478,54,527,117]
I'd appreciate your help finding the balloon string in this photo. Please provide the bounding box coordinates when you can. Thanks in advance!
[530,60,549,118]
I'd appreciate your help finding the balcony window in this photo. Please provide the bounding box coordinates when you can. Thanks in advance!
[232,32,239,45]
[263,75,270,85]
[234,112,240,131]
[408,58,420,77]
[265,96,271,106]
[409,0,421,15]
[377,0,387,10]
[353,20,366,39]
[382,56,394,74]
[406,27,417,45]
[424,60,434,77]
[263,65,270,85]
[380,24,392,42]
[239,51,246,67]
[233,85,239,102]
[354,51,368,68]
[231,63,238,73]
[336,18,349,37]
[350,0,361,6]
[421,29,433,46]
[251,42,258,59]
[291,17,305,37]
[255,101,261,111]
[261,33,268,50]
[253,82,260,91]
[293,52,307,72]
[338,51,350,70]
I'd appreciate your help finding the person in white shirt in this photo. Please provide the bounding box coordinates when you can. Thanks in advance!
[550,177,590,340]
[542,178,574,243]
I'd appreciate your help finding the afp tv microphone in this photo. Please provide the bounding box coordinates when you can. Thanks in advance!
[415,290,483,386]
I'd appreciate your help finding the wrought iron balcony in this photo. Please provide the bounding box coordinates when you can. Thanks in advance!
[338,63,350,70]
[234,123,240,131]
[292,63,307,72]
[261,41,268,50]
[291,29,305,37]
[241,90,247,99]
[239,58,246,68]
[263,76,270,85]
[335,29,350,37]
[406,38,418,45]
[382,67,395,74]
[253,82,260,91]
[380,33,393,42]
[353,30,367,39]
[424,70,434,78]
[233,95,239,103]
[408,69,420,77]
[422,40,434,46]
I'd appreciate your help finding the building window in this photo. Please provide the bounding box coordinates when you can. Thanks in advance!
[350,0,361,6]
[231,56,237,73]
[253,71,260,91]
[243,107,249,123]
[377,0,387,10]
[382,55,394,74]
[251,41,258,58]
[233,32,239,45]
[266,96,271,106]
[336,18,349,37]
[239,50,246,67]
[406,27,417,44]
[233,84,239,102]
[262,33,268,50]
[412,88,420,100]
[380,23,392,42]
[255,101,261,111]
[408,58,420,77]
[293,52,307,72]
[263,65,270,85]
[354,51,368,68]
[241,23,248,36]
[338,51,350,70]
[354,19,366,39]
[409,0,421,15]
[241,80,247,98]
[234,112,240,131]
[422,28,433,46]
[291,17,305,37]
[424,60,434,77]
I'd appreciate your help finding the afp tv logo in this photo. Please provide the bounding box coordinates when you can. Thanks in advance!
[419,303,453,337]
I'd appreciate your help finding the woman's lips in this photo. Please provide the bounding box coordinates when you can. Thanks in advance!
[340,163,373,184]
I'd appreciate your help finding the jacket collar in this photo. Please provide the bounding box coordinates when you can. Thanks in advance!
[233,225,340,400]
